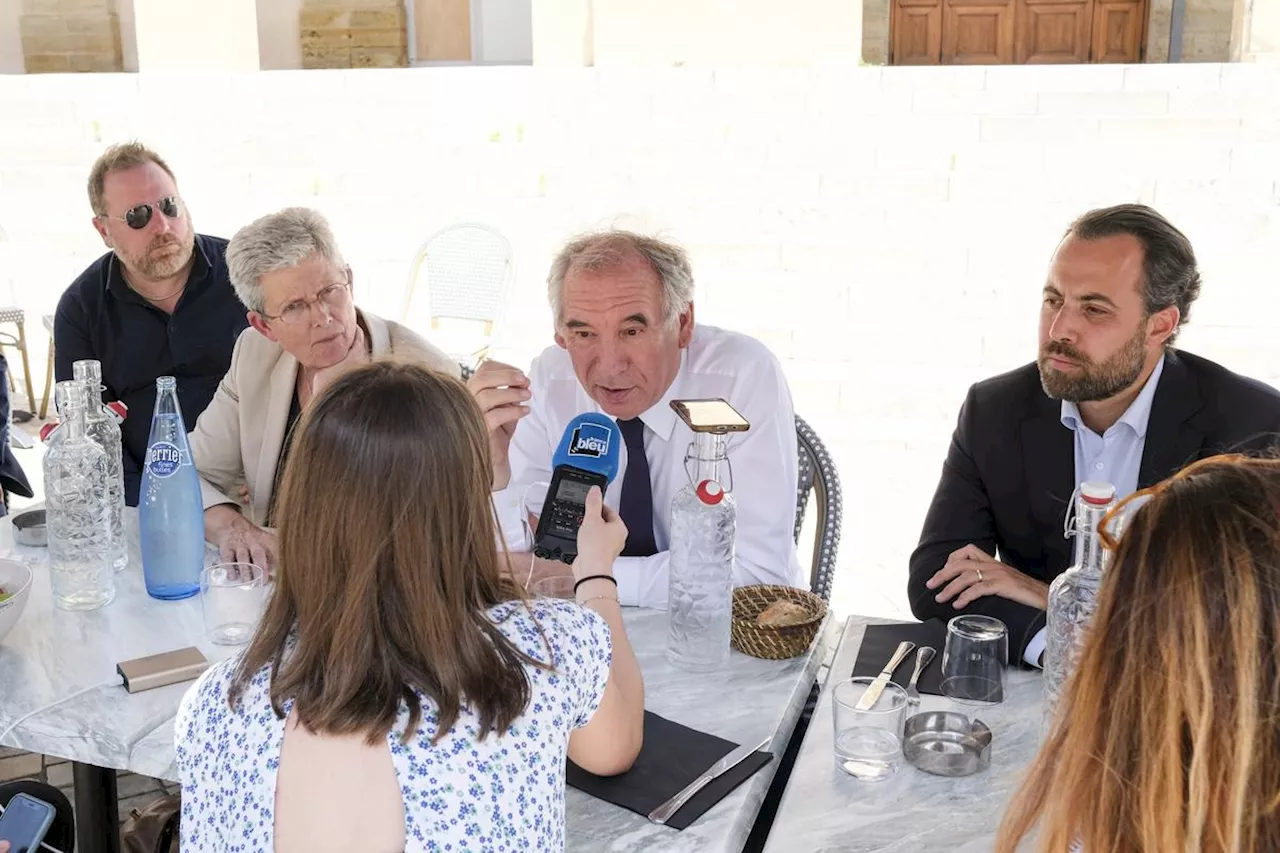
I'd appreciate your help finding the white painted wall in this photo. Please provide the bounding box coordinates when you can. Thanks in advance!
[133,0,258,70]
[551,0,862,66]
[531,0,591,65]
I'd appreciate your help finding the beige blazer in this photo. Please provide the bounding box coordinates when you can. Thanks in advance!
[189,309,458,523]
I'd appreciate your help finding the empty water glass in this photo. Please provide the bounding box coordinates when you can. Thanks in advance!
[531,575,576,600]
[514,480,552,585]
[201,563,267,645]
[832,678,908,781]
[941,615,1008,705]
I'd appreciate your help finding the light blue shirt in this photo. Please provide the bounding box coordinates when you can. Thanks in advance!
[1059,355,1165,502]
[1025,355,1165,665]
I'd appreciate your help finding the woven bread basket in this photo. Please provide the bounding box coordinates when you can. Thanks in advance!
[731,584,827,660]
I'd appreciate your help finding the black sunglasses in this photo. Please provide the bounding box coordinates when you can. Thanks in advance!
[102,196,184,230]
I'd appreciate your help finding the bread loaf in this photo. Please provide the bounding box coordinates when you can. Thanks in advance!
[756,599,811,628]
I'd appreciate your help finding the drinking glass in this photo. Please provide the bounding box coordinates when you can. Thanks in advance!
[832,678,908,781]
[531,575,576,599]
[201,563,267,645]
[511,480,551,583]
[941,615,1008,705]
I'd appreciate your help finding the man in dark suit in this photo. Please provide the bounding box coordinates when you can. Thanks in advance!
[909,204,1280,664]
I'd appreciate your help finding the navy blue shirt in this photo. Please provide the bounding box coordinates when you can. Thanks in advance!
[53,234,249,506]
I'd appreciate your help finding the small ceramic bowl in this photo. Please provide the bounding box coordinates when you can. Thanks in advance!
[12,509,47,548]
[0,558,34,645]
[903,711,993,777]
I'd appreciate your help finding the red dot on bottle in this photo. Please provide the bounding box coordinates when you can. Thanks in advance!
[696,479,725,505]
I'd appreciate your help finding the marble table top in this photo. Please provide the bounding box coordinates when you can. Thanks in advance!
[763,616,1046,853]
[0,508,829,852]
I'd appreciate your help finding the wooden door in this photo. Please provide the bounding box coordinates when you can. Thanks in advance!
[413,0,472,62]
[1016,0,1092,62]
[892,0,944,64]
[942,0,1015,64]
[1091,0,1145,61]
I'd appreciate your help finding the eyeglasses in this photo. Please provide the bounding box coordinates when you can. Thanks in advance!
[99,196,184,230]
[261,274,352,326]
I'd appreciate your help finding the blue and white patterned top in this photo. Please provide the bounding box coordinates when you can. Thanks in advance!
[174,598,612,852]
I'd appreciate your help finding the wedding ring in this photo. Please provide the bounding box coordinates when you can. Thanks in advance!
[975,567,984,583]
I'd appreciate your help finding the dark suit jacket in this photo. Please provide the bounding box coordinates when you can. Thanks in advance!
[909,349,1280,660]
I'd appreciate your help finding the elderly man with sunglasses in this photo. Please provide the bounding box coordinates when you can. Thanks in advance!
[189,207,457,569]
[54,142,248,505]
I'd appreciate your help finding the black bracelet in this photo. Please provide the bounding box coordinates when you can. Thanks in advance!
[573,574,618,594]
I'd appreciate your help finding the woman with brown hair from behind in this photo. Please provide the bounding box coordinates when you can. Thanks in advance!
[174,360,645,852]
[996,454,1280,853]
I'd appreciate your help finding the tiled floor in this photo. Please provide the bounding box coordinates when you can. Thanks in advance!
[0,745,179,833]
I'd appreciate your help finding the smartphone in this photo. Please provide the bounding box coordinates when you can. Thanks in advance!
[0,792,56,853]
[670,398,750,434]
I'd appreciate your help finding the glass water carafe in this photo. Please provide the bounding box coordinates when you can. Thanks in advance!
[43,381,115,611]
[666,431,737,671]
[1044,481,1117,713]
[73,359,127,572]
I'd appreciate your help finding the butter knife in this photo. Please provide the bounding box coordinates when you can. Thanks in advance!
[647,736,771,825]
[855,640,916,711]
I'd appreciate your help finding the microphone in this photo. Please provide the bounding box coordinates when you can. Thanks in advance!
[533,413,622,564]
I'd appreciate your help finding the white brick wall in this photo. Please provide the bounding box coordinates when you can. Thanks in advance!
[1,62,1278,621]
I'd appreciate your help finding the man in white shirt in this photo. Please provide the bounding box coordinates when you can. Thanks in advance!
[472,230,805,608]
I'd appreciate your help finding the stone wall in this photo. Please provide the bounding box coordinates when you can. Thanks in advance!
[0,63,1277,618]
[299,0,407,69]
[18,0,122,72]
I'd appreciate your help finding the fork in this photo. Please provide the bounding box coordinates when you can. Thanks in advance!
[906,646,936,707]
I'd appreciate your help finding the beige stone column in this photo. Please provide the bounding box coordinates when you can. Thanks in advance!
[19,0,123,73]
[300,0,407,69]
[1232,0,1280,61]
[131,0,259,71]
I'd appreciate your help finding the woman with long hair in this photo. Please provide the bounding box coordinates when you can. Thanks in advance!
[996,454,1280,853]
[175,360,645,851]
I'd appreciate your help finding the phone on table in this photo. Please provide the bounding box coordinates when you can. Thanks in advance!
[670,398,750,434]
[0,792,56,853]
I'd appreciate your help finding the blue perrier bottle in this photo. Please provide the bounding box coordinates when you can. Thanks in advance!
[139,376,204,600]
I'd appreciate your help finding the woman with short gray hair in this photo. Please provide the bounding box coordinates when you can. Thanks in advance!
[189,206,459,570]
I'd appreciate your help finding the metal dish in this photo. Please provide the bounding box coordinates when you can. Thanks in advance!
[12,509,47,548]
[903,711,992,777]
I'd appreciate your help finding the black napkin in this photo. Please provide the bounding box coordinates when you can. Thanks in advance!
[566,711,773,830]
[851,620,950,697]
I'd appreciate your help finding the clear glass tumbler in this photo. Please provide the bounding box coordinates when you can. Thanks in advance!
[531,575,576,600]
[832,678,908,781]
[201,562,267,645]
[941,615,1008,705]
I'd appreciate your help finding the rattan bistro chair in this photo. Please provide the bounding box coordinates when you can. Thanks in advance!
[0,307,36,416]
[793,415,842,602]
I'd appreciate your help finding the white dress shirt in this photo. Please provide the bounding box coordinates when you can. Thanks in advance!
[1023,357,1164,666]
[493,324,805,608]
